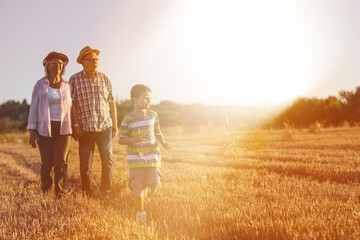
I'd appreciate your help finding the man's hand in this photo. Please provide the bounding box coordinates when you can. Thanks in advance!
[109,101,118,139]
[112,126,118,139]
[72,125,82,141]
[29,130,39,148]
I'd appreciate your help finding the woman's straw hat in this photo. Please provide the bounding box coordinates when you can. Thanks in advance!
[77,46,100,63]
[43,51,69,67]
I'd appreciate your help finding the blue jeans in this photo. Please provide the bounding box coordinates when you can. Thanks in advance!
[79,127,113,193]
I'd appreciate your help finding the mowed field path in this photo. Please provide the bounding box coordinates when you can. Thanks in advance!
[0,129,360,239]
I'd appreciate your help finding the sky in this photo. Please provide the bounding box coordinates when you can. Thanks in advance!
[0,0,360,106]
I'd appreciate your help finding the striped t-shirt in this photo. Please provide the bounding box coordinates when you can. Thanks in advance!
[118,110,162,168]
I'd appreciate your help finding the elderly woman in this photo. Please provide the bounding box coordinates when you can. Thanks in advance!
[27,51,72,198]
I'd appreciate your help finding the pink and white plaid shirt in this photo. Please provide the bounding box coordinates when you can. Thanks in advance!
[69,70,114,132]
[27,77,72,137]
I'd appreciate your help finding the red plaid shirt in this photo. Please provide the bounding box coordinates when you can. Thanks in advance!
[70,70,114,132]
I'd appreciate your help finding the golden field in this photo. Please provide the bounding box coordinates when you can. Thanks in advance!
[0,128,360,239]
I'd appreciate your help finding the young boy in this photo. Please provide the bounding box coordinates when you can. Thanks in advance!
[118,84,171,223]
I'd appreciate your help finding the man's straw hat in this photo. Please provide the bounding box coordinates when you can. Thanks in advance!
[77,46,100,64]
[43,51,69,67]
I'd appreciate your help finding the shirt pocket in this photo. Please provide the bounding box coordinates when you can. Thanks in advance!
[99,82,109,101]
[78,83,92,103]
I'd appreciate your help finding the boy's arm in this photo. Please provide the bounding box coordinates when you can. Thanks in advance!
[118,129,148,146]
[118,137,136,145]
[153,114,171,151]
[156,134,172,151]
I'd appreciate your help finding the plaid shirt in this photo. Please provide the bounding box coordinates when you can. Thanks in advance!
[69,70,114,132]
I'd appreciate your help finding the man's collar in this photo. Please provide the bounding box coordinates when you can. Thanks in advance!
[82,70,98,79]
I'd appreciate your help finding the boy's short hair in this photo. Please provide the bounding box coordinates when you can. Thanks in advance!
[130,84,152,101]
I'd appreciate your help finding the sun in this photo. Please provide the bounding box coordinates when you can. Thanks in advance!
[182,0,326,105]
[106,0,343,106]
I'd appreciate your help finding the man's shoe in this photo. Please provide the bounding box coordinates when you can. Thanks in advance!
[101,190,111,198]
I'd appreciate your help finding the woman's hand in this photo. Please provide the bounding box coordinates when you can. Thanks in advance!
[29,130,39,148]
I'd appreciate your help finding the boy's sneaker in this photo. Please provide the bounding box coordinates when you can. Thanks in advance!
[136,211,146,224]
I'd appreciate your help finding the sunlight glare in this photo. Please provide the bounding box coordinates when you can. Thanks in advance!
[184,0,331,105]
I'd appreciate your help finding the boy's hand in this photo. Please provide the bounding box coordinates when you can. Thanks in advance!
[163,142,172,152]
[132,129,148,146]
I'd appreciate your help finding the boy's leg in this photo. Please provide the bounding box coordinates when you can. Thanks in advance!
[129,168,146,212]
[135,196,145,212]
[145,167,162,193]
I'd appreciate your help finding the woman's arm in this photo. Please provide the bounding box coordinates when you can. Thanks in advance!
[28,129,39,148]
[28,83,40,148]
[71,102,82,141]
[27,83,39,131]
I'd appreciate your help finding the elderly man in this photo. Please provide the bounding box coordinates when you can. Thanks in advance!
[70,46,118,196]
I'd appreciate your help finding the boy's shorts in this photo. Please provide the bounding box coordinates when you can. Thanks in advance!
[128,167,161,197]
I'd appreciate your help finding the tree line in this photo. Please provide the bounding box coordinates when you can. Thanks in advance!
[0,99,29,133]
[0,99,256,133]
[1,86,360,133]
[267,86,360,128]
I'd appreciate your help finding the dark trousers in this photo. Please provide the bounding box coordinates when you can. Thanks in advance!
[79,128,114,193]
[38,121,71,194]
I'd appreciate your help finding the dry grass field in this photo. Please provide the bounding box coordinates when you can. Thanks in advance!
[1,128,360,239]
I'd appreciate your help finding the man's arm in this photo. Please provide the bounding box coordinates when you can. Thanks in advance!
[109,101,118,138]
